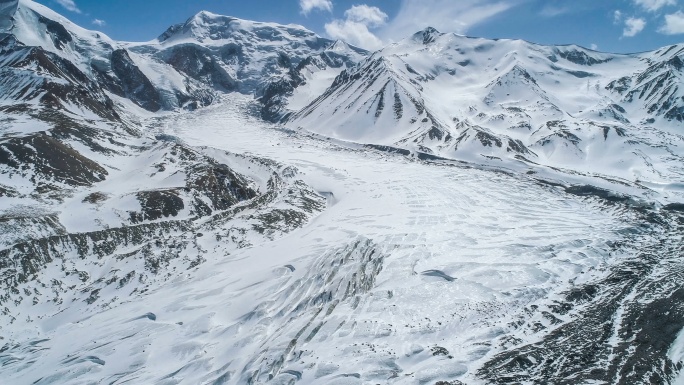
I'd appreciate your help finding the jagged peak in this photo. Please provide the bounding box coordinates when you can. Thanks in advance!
[552,46,613,66]
[497,64,538,84]
[420,26,440,35]
[412,26,442,45]
[326,39,368,56]
[328,39,351,52]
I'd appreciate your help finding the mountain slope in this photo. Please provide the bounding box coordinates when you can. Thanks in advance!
[128,11,367,119]
[0,1,330,352]
[286,29,684,186]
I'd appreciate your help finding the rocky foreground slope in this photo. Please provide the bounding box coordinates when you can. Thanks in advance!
[0,0,328,352]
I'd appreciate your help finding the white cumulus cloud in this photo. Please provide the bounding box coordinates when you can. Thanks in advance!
[299,0,333,15]
[344,4,388,27]
[325,5,388,50]
[659,11,684,34]
[632,0,676,12]
[55,0,81,13]
[623,17,646,37]
[92,19,106,26]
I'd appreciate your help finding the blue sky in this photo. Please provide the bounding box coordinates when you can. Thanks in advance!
[36,0,684,53]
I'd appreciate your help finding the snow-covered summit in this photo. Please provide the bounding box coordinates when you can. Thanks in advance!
[128,9,368,119]
[412,26,443,45]
[158,10,321,46]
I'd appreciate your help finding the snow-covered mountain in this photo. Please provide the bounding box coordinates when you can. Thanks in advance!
[0,0,365,115]
[2,1,684,385]
[287,28,684,186]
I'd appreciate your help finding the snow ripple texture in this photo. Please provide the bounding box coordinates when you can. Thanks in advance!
[2,97,663,385]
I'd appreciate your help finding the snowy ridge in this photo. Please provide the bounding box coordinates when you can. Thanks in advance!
[287,29,684,188]
[617,44,684,122]
[130,10,367,119]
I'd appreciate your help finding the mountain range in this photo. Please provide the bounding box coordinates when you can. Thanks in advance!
[1,0,684,384]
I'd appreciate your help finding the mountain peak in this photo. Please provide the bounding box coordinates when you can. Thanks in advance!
[193,10,219,18]
[328,39,350,52]
[157,10,321,45]
[326,39,367,55]
[413,26,441,45]
[188,10,235,26]
[158,10,240,43]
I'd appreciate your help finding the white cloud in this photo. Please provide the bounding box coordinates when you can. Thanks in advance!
[614,10,623,24]
[92,19,106,26]
[325,5,388,50]
[325,20,386,50]
[299,0,332,15]
[590,43,598,50]
[540,5,569,18]
[632,0,676,12]
[325,0,518,51]
[55,0,81,13]
[344,5,388,27]
[659,10,684,34]
[379,0,516,41]
[623,17,646,37]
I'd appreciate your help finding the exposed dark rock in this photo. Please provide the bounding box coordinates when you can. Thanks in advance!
[130,190,185,223]
[159,44,237,92]
[565,185,630,203]
[37,15,72,50]
[556,48,612,66]
[664,203,684,212]
[478,209,684,385]
[364,144,411,156]
[431,346,451,356]
[258,66,302,122]
[82,192,108,204]
[0,220,191,293]
[606,76,632,94]
[187,163,258,213]
[0,133,108,187]
[415,27,441,45]
[0,45,120,120]
[110,49,161,112]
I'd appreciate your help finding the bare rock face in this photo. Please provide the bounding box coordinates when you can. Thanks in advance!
[0,0,18,31]
[110,48,162,112]
[0,133,108,187]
